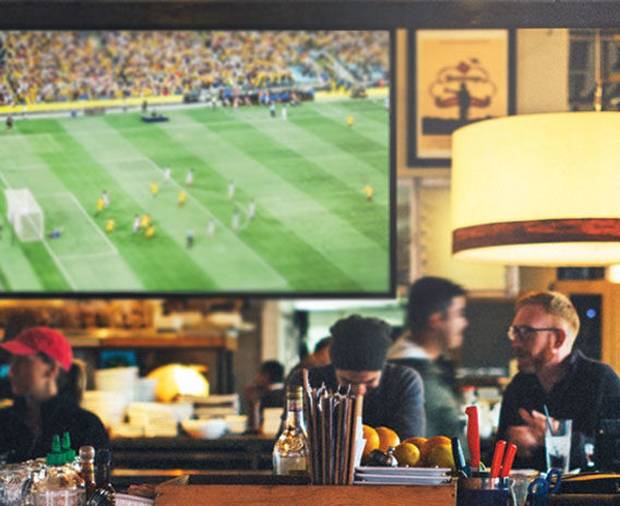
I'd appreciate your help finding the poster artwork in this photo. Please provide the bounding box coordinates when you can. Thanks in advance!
[414,30,510,162]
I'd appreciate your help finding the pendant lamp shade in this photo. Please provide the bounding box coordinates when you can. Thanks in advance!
[451,112,620,266]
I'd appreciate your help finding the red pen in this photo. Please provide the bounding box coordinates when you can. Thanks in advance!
[465,405,481,469]
[490,440,507,479]
[500,443,518,478]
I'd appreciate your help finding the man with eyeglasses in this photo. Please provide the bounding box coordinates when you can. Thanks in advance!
[497,291,620,470]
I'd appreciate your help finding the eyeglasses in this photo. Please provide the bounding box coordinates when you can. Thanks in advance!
[507,325,561,343]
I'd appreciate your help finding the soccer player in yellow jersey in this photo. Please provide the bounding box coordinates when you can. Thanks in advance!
[105,218,115,234]
[362,184,374,202]
[346,115,354,128]
[145,225,155,239]
[150,181,158,197]
[178,190,187,207]
[96,196,105,215]
[140,214,150,229]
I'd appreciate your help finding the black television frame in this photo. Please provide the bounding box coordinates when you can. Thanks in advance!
[0,15,396,298]
[2,0,620,299]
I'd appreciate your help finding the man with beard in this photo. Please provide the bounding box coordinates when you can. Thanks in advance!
[497,291,620,470]
[287,314,426,439]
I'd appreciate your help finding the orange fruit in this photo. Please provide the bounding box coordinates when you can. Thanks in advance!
[420,435,452,465]
[393,442,421,467]
[362,425,380,460]
[404,436,428,449]
[375,426,400,453]
[426,443,455,469]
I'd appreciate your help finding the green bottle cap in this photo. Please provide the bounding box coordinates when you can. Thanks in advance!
[61,432,76,463]
[46,435,63,466]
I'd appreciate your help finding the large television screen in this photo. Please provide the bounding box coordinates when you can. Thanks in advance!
[0,30,393,296]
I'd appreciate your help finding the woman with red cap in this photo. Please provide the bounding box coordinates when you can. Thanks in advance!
[0,326,108,463]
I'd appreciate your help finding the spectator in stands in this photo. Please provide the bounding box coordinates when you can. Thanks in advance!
[1,31,389,106]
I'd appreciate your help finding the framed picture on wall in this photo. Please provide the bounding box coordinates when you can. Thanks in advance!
[407,29,516,167]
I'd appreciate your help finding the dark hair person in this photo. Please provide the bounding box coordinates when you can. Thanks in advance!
[288,314,426,439]
[388,277,468,438]
[0,327,108,463]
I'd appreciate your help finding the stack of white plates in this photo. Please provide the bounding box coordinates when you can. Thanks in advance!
[126,402,193,437]
[82,390,128,428]
[95,367,139,403]
[183,393,240,419]
[354,466,452,486]
[133,378,157,403]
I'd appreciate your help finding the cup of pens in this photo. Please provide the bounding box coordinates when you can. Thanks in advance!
[458,477,514,506]
[455,438,518,506]
[545,419,572,473]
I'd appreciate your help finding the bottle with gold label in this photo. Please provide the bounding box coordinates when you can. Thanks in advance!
[272,386,309,476]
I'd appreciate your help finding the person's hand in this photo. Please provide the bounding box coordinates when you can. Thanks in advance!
[506,425,539,457]
[520,408,560,439]
[505,408,559,457]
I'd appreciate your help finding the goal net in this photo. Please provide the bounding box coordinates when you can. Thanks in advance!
[5,189,44,242]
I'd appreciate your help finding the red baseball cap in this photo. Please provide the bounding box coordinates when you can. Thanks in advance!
[0,326,73,371]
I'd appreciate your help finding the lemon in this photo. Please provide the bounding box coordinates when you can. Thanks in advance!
[393,442,421,467]
[426,443,455,469]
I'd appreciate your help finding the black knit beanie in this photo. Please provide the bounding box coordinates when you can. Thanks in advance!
[329,314,392,371]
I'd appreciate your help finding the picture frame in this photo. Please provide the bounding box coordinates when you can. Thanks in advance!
[407,29,516,168]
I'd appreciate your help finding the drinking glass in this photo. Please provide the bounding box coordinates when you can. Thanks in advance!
[545,419,572,473]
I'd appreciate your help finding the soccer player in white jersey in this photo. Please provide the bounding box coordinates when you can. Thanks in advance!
[228,180,236,200]
[248,198,256,220]
[101,190,110,208]
[186,168,194,186]
[206,218,216,237]
[132,214,141,234]
[231,208,240,232]
[163,167,172,183]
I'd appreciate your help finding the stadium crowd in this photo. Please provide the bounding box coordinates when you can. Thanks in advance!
[0,31,388,106]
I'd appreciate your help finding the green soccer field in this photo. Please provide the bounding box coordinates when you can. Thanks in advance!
[0,98,390,294]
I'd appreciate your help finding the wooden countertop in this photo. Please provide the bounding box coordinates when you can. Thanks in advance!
[154,484,457,506]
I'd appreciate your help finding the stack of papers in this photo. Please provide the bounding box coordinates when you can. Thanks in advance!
[354,466,452,486]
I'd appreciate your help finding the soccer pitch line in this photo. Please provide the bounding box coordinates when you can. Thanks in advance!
[60,251,118,261]
[0,171,78,290]
[64,192,119,256]
[42,239,78,291]
[0,169,11,189]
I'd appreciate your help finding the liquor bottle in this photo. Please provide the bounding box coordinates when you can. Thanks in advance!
[87,449,115,506]
[272,386,309,475]
[79,446,97,501]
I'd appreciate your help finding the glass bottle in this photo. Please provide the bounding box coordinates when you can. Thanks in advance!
[31,435,83,506]
[61,432,78,471]
[272,386,309,476]
[79,446,96,502]
[88,449,115,506]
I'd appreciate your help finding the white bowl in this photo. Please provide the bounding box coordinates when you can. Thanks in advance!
[225,415,248,434]
[181,418,227,439]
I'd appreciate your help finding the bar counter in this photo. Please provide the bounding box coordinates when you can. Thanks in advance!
[110,434,274,487]
[154,484,457,506]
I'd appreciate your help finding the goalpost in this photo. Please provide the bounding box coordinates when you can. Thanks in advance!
[5,189,44,242]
